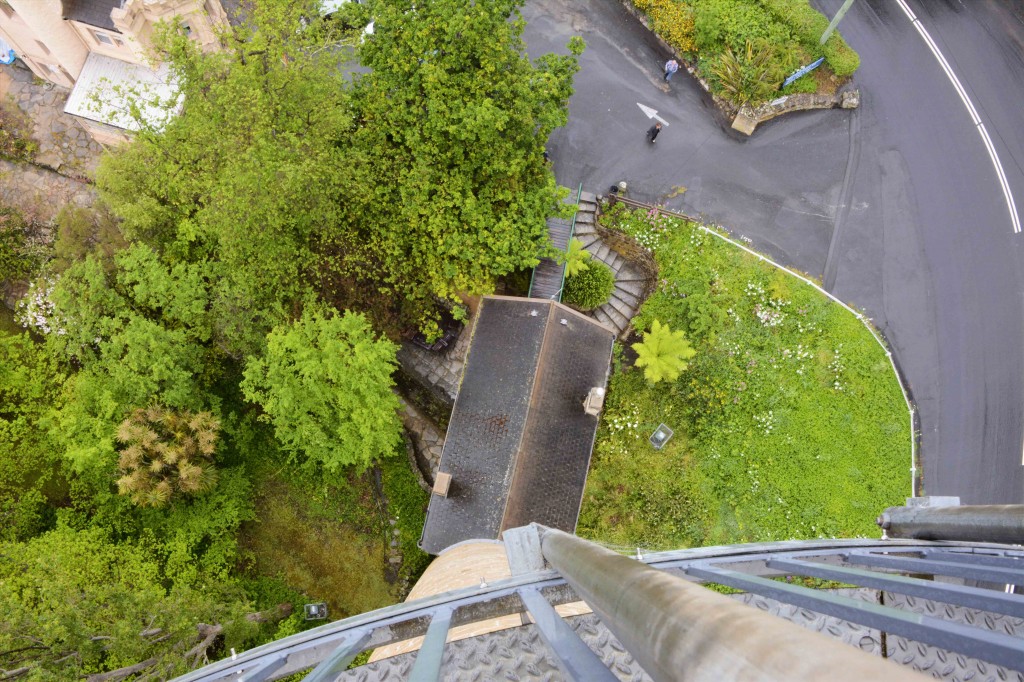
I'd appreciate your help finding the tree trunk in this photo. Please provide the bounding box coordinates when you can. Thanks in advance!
[245,602,293,624]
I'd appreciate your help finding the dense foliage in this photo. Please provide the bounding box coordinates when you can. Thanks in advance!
[563,259,615,310]
[2,0,582,677]
[631,0,859,106]
[579,205,909,549]
[241,307,403,472]
[0,206,39,285]
[338,0,584,335]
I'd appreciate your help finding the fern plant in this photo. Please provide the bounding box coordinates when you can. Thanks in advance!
[559,237,592,277]
[634,319,696,384]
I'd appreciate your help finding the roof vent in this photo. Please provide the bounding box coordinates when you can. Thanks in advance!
[433,472,452,497]
[583,387,606,417]
[560,318,568,326]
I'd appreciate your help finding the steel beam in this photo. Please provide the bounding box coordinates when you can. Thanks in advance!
[302,630,371,682]
[408,607,452,682]
[685,565,1024,672]
[518,587,618,682]
[768,558,1024,618]
[845,551,1024,584]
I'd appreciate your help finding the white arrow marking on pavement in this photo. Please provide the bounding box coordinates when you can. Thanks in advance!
[637,102,669,126]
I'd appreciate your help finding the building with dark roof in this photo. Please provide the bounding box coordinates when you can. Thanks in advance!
[419,296,615,556]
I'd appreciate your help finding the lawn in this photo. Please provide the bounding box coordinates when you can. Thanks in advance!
[238,444,430,621]
[578,204,911,550]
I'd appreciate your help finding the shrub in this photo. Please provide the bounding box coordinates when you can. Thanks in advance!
[0,205,35,284]
[115,405,221,507]
[822,38,860,77]
[711,40,788,107]
[756,0,860,76]
[634,0,697,55]
[563,259,615,310]
[560,237,592,277]
[693,0,791,54]
[0,101,36,162]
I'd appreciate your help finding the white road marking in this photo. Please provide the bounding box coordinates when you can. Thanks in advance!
[636,102,670,126]
[894,0,1021,234]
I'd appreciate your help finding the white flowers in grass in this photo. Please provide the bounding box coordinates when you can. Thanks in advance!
[607,405,642,435]
[753,410,775,436]
[829,346,846,391]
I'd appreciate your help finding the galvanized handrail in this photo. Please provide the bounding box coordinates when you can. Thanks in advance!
[173,531,1024,682]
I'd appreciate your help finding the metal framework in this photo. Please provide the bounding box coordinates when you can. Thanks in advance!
[174,527,1024,682]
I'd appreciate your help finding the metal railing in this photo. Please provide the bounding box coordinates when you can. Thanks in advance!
[174,504,1024,682]
[528,183,584,301]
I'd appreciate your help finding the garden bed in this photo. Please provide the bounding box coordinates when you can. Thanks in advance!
[621,0,861,133]
[578,204,911,550]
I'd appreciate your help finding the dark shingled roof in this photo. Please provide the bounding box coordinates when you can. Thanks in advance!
[62,0,121,31]
[419,296,615,555]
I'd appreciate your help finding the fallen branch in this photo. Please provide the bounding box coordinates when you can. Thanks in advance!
[84,657,159,682]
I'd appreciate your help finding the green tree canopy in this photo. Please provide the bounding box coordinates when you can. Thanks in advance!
[318,0,584,332]
[0,526,256,681]
[241,306,402,471]
[40,248,215,470]
[0,333,66,541]
[95,1,355,356]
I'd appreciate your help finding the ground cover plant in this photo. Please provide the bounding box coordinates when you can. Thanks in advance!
[578,205,909,549]
[630,0,860,107]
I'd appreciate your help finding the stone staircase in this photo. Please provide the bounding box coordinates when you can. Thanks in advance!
[572,190,649,338]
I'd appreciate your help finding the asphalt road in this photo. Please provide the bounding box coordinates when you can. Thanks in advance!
[522,0,1024,503]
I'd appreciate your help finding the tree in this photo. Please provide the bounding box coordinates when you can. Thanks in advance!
[241,306,402,472]
[39,249,215,470]
[95,1,355,356]
[331,0,584,331]
[634,319,697,383]
[51,204,127,274]
[0,526,256,681]
[115,405,220,508]
[0,332,66,541]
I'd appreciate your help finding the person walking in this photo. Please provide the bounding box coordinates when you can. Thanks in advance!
[646,122,662,144]
[663,58,679,82]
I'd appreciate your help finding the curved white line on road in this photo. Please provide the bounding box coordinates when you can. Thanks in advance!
[894,0,1022,234]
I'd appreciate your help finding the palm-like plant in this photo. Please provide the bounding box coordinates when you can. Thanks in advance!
[634,319,697,384]
[712,40,782,108]
[115,405,220,507]
[559,238,592,277]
